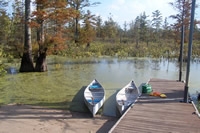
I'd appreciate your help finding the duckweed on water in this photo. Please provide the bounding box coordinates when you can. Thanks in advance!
[0,57,97,112]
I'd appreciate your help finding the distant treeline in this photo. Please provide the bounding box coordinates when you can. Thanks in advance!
[0,0,200,73]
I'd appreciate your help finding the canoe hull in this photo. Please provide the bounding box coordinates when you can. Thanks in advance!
[84,96,105,117]
[116,80,140,115]
[84,79,105,117]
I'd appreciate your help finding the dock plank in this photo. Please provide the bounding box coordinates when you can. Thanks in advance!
[110,78,200,133]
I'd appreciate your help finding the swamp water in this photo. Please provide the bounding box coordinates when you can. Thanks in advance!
[0,56,200,117]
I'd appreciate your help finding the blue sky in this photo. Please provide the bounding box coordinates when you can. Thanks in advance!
[6,0,200,28]
[86,0,200,28]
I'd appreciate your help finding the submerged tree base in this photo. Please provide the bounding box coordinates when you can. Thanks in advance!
[35,50,48,72]
[20,53,35,72]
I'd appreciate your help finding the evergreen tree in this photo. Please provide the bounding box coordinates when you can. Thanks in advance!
[102,15,118,42]
[151,10,163,42]
[9,0,24,57]
[162,17,170,40]
[68,0,100,43]
[96,15,102,38]
[139,12,150,46]
[79,10,96,47]
[152,10,162,31]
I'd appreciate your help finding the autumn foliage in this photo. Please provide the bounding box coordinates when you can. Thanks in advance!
[170,0,194,43]
[32,0,77,53]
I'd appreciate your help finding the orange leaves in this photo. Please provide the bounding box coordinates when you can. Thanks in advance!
[45,33,67,46]
[51,34,66,45]
[32,1,77,26]
[31,0,77,51]
[46,34,68,55]
[29,21,40,28]
[48,1,67,8]
[32,10,47,18]
[169,0,195,43]
[35,0,48,5]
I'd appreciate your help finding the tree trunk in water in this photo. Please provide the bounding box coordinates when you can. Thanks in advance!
[75,17,79,43]
[146,40,149,47]
[136,34,139,48]
[86,42,90,48]
[74,3,80,43]
[20,0,34,72]
[34,2,48,72]
[35,48,48,72]
[20,52,34,72]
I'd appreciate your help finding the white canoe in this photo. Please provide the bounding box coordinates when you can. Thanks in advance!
[84,79,105,117]
[116,80,140,115]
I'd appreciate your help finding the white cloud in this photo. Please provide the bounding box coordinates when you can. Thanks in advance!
[112,14,119,20]
[95,13,100,16]
[106,0,177,27]
[117,0,125,5]
[110,0,126,11]
[110,4,120,10]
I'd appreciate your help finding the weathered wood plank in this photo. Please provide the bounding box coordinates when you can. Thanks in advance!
[110,78,200,133]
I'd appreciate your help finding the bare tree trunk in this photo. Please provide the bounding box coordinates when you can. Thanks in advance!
[35,22,47,72]
[20,0,34,72]
[74,4,80,44]
[35,48,48,72]
[136,31,139,48]
[74,17,79,43]
[35,2,47,72]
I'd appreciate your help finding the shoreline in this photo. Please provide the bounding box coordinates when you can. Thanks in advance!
[0,104,117,133]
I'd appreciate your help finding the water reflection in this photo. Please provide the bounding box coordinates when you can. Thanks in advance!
[1,56,200,116]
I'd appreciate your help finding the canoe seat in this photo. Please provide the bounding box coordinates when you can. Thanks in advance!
[85,96,103,99]
[89,88,102,91]
[87,99,101,103]
[90,84,101,88]
[125,87,136,93]
[89,84,102,91]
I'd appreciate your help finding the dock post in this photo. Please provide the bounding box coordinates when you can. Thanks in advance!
[179,0,185,82]
[184,0,196,103]
[179,25,184,82]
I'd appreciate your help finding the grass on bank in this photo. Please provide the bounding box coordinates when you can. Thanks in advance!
[53,41,200,59]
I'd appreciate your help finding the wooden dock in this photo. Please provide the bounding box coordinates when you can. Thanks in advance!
[110,78,200,133]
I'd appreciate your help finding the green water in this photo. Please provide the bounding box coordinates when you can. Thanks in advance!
[0,56,200,116]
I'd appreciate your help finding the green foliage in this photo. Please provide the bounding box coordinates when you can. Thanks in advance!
[101,15,119,40]
[0,64,7,76]
[0,47,7,76]
[68,0,100,43]
[79,10,96,45]
[0,9,11,45]
[53,39,189,59]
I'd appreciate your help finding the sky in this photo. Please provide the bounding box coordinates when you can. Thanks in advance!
[86,0,200,28]
[6,0,200,28]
